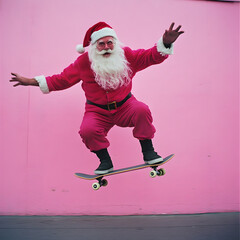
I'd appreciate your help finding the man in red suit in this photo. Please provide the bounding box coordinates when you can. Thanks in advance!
[10,22,184,174]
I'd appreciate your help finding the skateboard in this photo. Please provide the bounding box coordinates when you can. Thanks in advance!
[75,154,174,190]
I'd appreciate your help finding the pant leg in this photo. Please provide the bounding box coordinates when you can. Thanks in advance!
[114,96,156,140]
[79,104,114,151]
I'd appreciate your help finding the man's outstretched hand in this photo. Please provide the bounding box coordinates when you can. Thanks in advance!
[10,73,38,87]
[163,22,184,48]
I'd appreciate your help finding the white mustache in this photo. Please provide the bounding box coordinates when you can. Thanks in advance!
[96,49,114,55]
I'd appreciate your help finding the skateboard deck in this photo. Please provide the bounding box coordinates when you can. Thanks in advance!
[75,154,174,190]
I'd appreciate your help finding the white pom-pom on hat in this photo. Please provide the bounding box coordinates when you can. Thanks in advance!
[76,44,85,53]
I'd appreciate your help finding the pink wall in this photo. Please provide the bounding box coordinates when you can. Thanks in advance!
[0,0,239,215]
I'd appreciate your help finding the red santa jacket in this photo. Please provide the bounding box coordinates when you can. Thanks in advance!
[35,39,173,105]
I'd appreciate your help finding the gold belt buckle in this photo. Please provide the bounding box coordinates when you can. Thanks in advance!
[107,101,117,111]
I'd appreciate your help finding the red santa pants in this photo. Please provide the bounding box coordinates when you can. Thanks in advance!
[79,95,156,151]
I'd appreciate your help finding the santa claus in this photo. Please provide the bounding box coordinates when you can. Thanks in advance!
[10,22,184,174]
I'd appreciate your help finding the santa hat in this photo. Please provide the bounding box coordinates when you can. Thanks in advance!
[76,22,118,54]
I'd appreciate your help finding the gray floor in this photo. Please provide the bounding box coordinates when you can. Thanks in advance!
[0,213,239,240]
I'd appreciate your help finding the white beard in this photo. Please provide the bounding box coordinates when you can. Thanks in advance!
[88,41,131,90]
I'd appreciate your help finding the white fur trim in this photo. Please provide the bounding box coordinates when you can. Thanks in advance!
[91,27,117,44]
[157,37,174,55]
[34,75,49,94]
[76,44,85,53]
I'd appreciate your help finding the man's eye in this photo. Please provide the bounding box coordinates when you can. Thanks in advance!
[98,42,105,47]
[107,41,113,46]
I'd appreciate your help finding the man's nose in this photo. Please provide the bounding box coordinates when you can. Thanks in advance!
[104,44,109,50]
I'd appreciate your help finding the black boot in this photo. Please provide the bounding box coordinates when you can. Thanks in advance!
[93,149,114,174]
[139,139,163,164]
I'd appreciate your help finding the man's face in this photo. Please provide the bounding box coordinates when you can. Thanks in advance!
[96,36,115,57]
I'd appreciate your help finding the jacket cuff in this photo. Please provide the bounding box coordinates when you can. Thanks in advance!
[34,75,50,94]
[157,37,174,56]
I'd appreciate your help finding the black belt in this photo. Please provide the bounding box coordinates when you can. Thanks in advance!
[86,92,132,111]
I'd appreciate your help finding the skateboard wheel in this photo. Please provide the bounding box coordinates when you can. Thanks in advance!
[92,182,101,190]
[158,168,166,176]
[150,170,157,178]
[101,179,108,187]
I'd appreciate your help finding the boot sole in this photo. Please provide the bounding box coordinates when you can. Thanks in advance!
[145,157,163,165]
[94,167,114,175]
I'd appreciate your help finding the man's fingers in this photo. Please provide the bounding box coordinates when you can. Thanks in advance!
[10,77,18,82]
[169,22,174,31]
[10,79,21,86]
[13,82,21,87]
[175,25,182,32]
[10,73,23,87]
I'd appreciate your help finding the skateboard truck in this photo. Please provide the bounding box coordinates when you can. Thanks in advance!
[92,177,108,190]
[149,166,166,178]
